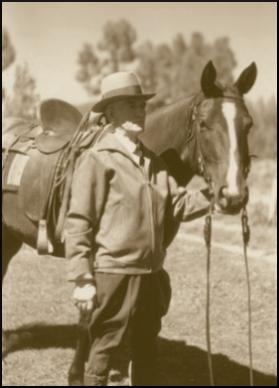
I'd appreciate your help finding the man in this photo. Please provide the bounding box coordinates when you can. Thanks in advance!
[65,72,211,386]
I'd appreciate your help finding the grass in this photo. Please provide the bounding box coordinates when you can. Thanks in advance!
[2,220,277,386]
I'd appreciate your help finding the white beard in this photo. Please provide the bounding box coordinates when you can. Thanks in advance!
[122,121,144,134]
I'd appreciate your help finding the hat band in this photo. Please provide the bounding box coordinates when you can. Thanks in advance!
[102,85,143,100]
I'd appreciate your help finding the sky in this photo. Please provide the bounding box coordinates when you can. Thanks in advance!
[2,2,277,105]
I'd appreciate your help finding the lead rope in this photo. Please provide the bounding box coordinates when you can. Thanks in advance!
[204,203,254,386]
[241,207,254,386]
[200,153,215,386]
[204,194,215,386]
[203,203,254,386]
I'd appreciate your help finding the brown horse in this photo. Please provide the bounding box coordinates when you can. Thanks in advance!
[2,61,257,385]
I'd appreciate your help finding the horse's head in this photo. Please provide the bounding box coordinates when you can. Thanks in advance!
[142,60,257,215]
[187,61,257,214]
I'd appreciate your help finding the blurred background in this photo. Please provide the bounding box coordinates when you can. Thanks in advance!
[2,2,277,220]
[2,4,277,386]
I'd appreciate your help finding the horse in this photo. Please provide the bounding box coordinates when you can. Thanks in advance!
[2,60,257,385]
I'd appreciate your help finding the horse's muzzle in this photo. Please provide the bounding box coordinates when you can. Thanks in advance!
[217,186,249,214]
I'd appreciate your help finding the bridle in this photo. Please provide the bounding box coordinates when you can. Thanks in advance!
[184,95,254,386]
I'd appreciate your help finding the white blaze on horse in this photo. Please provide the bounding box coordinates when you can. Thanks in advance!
[2,61,257,385]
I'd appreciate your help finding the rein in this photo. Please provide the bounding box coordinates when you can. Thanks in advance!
[203,191,253,386]
[186,96,254,386]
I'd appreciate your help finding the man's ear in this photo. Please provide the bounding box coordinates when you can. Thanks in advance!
[104,105,113,123]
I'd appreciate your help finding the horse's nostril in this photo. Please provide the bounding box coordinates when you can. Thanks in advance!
[219,186,228,198]
[218,186,229,208]
[219,197,229,208]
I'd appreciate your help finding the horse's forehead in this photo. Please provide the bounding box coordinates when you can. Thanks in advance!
[199,99,223,118]
[200,98,245,122]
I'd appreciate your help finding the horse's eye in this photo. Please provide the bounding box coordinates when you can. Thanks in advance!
[243,117,253,132]
[245,122,253,132]
[200,120,207,130]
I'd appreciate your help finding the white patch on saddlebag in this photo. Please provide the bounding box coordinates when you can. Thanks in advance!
[6,154,30,186]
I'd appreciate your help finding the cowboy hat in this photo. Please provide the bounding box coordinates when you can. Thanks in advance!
[92,72,155,113]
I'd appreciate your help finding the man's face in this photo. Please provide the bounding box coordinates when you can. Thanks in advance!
[108,98,147,133]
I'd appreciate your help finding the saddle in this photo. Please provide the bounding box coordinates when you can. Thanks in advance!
[36,99,83,153]
[2,99,104,255]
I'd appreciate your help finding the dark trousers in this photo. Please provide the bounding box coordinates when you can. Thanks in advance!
[84,270,171,386]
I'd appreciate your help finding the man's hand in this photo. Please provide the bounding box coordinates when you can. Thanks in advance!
[73,282,97,312]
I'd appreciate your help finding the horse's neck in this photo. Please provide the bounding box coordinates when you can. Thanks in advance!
[142,94,200,151]
[180,132,201,175]
[141,94,202,184]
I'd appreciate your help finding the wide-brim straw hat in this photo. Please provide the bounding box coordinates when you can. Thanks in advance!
[92,72,155,113]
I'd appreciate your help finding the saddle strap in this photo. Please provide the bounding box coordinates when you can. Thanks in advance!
[54,148,79,242]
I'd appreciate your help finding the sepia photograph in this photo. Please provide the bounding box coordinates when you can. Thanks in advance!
[2,2,277,386]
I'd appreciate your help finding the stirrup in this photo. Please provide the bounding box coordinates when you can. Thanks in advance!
[128,361,134,386]
[37,219,54,254]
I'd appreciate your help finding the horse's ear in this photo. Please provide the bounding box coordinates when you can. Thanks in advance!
[234,62,257,95]
[201,61,223,98]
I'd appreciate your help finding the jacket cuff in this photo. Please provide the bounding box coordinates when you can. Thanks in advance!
[65,228,93,282]
[67,260,92,282]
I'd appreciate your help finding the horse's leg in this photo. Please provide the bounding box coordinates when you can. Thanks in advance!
[2,224,23,356]
[68,312,91,386]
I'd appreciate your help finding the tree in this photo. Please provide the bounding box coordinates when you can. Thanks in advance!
[212,37,236,85]
[175,33,211,98]
[2,29,16,71]
[172,33,187,62]
[247,96,276,159]
[76,23,237,109]
[98,19,137,70]
[154,44,173,100]
[137,42,173,108]
[135,41,157,100]
[3,63,40,119]
[137,32,237,108]
[2,28,16,100]
[76,43,101,95]
[76,19,137,97]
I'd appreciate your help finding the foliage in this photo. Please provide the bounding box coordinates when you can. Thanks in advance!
[247,96,277,159]
[2,28,16,100]
[2,28,16,72]
[76,20,237,107]
[76,19,137,96]
[2,29,40,118]
[3,63,40,119]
